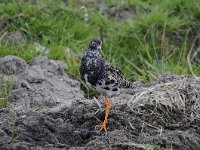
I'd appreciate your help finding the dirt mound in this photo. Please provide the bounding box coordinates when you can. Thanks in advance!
[0,56,200,150]
[0,56,84,115]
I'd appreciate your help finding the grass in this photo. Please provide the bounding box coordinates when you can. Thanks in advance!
[0,75,14,108]
[11,111,15,143]
[0,0,200,82]
[145,144,154,150]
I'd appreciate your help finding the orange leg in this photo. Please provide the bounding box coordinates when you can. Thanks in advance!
[99,96,112,132]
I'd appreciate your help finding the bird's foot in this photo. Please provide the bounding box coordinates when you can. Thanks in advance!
[95,96,112,132]
[99,119,108,132]
[95,120,108,132]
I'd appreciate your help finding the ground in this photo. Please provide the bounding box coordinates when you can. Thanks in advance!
[0,56,200,150]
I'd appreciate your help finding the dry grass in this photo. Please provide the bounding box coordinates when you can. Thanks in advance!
[128,74,200,124]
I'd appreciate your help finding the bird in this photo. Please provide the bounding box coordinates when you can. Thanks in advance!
[80,39,135,132]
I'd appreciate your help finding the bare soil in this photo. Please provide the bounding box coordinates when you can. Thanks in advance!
[0,56,199,150]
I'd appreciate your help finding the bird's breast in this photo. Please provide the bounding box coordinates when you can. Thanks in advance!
[82,56,104,87]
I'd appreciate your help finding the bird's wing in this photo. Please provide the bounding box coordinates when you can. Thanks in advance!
[104,62,134,88]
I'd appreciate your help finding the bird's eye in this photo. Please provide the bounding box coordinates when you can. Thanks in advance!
[92,42,95,46]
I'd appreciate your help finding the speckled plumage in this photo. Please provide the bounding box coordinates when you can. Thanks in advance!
[80,39,135,97]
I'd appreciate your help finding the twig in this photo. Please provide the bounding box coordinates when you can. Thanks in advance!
[143,121,160,130]
[141,122,145,133]
[0,32,7,42]
[128,120,135,130]
[117,142,146,149]
[160,18,167,63]
[94,97,102,111]
[187,38,198,78]
[159,126,163,136]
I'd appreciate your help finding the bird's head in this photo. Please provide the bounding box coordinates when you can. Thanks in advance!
[89,39,102,51]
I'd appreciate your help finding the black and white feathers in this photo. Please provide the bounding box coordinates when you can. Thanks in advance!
[80,39,134,97]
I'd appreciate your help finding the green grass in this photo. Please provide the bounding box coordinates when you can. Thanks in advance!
[0,0,200,83]
[0,75,14,108]
[145,144,154,150]
[198,144,200,150]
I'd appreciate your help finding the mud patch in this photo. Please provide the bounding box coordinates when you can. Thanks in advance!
[0,56,200,150]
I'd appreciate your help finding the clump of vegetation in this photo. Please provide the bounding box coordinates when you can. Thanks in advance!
[0,0,199,82]
[0,76,13,108]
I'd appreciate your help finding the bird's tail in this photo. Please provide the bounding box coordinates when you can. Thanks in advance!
[120,78,136,89]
